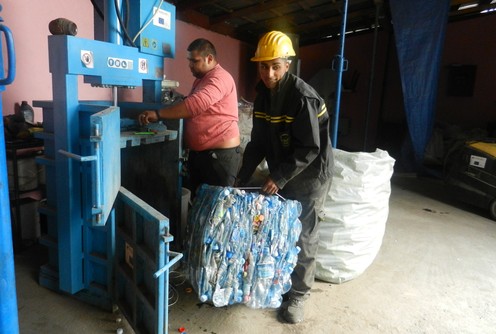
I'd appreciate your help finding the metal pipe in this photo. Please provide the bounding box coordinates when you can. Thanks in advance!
[363,0,382,151]
[104,0,122,45]
[0,15,20,334]
[331,0,349,148]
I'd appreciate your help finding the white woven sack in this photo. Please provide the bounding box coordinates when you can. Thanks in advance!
[315,148,395,284]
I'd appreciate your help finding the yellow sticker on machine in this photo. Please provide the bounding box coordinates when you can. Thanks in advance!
[468,141,496,158]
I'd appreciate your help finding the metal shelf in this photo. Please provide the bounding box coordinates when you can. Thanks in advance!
[5,138,44,251]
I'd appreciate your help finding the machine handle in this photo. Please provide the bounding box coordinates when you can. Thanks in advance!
[153,251,183,278]
[58,149,103,222]
[58,149,97,161]
[0,23,16,85]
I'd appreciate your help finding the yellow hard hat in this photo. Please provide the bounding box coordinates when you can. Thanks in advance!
[251,31,296,62]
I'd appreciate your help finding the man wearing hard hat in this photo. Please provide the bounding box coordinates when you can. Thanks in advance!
[237,31,334,324]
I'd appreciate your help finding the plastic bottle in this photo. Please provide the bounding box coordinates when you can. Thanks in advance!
[19,101,34,124]
[282,246,301,293]
[267,278,283,308]
[251,247,275,308]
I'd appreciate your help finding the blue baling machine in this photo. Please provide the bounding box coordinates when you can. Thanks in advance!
[33,1,183,333]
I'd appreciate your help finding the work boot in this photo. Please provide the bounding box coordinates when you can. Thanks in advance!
[279,297,305,324]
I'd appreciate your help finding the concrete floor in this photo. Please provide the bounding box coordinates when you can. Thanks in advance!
[14,174,496,334]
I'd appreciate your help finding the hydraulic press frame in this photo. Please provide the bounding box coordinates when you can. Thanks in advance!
[33,1,182,333]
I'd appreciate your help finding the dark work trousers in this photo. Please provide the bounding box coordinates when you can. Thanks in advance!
[187,146,242,197]
[280,176,331,300]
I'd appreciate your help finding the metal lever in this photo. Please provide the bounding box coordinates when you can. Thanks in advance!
[153,251,183,278]
[58,146,103,222]
[58,149,97,161]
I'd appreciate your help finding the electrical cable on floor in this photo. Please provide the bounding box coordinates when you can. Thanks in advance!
[168,284,179,307]
[168,269,188,307]
[170,270,187,286]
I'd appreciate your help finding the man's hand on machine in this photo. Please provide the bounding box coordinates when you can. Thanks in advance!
[138,110,160,125]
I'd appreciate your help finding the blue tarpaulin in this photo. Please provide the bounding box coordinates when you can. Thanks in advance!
[389,0,450,167]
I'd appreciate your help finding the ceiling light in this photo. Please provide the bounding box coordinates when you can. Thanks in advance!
[458,2,479,10]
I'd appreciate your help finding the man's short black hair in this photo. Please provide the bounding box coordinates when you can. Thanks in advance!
[187,38,217,58]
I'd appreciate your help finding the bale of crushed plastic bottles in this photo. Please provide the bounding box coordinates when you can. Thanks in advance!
[186,185,302,309]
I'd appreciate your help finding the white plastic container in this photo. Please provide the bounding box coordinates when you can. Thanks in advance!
[7,157,39,191]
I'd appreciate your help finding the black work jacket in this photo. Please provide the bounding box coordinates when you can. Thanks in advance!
[238,72,333,189]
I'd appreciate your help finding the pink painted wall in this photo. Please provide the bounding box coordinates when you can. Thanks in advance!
[1,0,110,121]
[166,20,257,100]
[1,1,257,121]
[3,1,494,152]
[120,20,257,102]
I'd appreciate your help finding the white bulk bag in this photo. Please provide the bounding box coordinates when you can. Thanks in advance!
[316,148,395,284]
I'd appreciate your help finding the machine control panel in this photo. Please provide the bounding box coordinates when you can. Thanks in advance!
[107,57,134,70]
[128,0,176,58]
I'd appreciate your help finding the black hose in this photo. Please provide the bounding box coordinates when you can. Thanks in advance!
[113,0,136,47]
